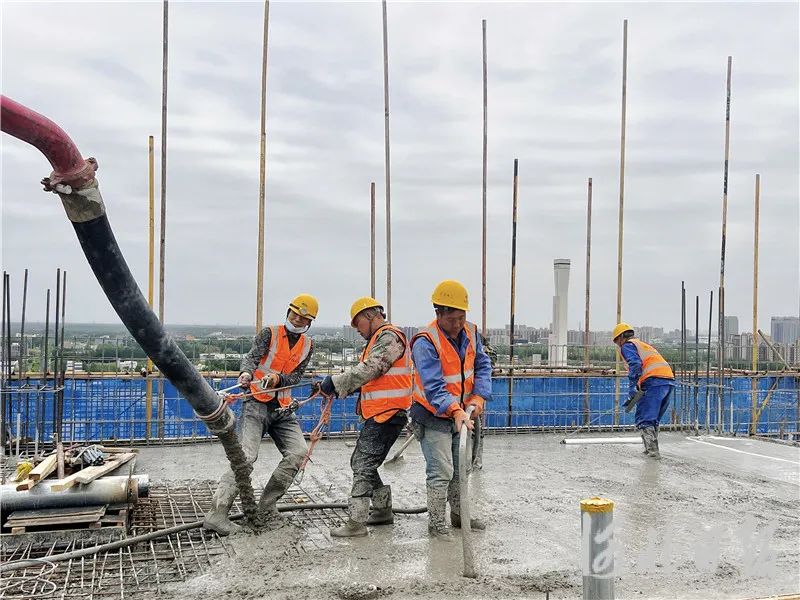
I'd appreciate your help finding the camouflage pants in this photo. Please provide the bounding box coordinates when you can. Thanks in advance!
[350,412,407,497]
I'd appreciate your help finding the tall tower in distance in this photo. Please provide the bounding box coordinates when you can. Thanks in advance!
[549,259,571,367]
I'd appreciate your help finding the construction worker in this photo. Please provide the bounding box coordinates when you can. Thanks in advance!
[203,294,318,535]
[315,297,412,537]
[411,280,493,541]
[613,323,675,460]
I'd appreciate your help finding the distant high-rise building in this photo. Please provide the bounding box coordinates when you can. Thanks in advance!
[724,316,739,337]
[771,316,800,344]
[548,259,570,366]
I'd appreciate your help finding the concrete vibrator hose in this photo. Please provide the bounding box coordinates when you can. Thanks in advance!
[0,95,259,525]
[458,404,477,578]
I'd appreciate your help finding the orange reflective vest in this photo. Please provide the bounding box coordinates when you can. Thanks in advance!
[411,320,477,418]
[622,338,674,386]
[358,324,412,423]
[250,325,312,407]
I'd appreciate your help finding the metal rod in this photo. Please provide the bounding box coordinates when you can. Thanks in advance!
[614,19,628,427]
[508,159,519,428]
[718,56,732,435]
[21,269,28,441]
[42,288,50,441]
[370,181,376,298]
[58,270,67,436]
[255,0,270,332]
[0,272,6,450]
[382,0,392,320]
[705,291,713,431]
[157,0,169,441]
[694,295,699,431]
[584,177,593,425]
[481,18,488,337]
[147,135,155,442]
[53,268,61,435]
[681,281,686,427]
[751,173,760,434]
[15,412,21,457]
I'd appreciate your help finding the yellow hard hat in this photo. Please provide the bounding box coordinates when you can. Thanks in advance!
[289,294,318,320]
[431,279,469,311]
[612,322,634,341]
[350,296,383,326]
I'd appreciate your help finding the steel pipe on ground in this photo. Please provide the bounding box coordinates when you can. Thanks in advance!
[1,475,148,513]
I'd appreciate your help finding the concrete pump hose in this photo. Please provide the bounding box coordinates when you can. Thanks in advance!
[0,503,427,574]
[458,404,477,579]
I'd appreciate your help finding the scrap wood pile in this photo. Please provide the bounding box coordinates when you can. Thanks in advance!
[2,444,139,535]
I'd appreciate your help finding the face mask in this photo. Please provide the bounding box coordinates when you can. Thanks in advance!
[285,318,309,334]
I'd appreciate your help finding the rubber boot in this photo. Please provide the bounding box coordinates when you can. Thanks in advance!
[447,479,486,530]
[642,426,661,460]
[257,475,291,530]
[366,485,393,526]
[427,486,453,542]
[203,482,242,536]
[330,496,370,537]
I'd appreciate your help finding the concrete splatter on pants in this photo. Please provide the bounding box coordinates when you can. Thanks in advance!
[213,400,307,510]
[350,412,407,498]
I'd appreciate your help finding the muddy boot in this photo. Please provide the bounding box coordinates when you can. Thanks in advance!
[203,482,242,536]
[330,497,369,537]
[447,479,485,530]
[366,485,394,526]
[257,476,291,530]
[642,426,661,460]
[427,487,453,542]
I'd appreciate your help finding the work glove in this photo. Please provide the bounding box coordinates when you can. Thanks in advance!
[237,372,253,388]
[465,395,485,418]
[314,375,336,397]
[260,373,280,389]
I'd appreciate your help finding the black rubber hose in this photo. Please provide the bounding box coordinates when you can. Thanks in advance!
[68,213,258,524]
[0,503,428,573]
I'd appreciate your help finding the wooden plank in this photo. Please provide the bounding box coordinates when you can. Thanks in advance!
[7,506,106,521]
[49,471,83,492]
[6,509,106,528]
[97,445,139,454]
[75,453,136,484]
[29,454,58,481]
[14,478,35,491]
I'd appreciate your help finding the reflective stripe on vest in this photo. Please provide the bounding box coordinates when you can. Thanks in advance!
[411,320,477,418]
[624,338,674,386]
[358,324,412,423]
[250,326,311,407]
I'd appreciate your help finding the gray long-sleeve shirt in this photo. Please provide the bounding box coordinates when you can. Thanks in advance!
[240,326,314,388]
[331,327,406,398]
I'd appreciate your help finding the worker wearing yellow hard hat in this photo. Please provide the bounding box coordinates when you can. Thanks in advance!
[204,293,318,536]
[313,296,411,537]
[409,279,493,540]
[613,322,675,459]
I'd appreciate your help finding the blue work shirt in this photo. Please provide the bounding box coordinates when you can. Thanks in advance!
[620,341,674,399]
[410,324,493,432]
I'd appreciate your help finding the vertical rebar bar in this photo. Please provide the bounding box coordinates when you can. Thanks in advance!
[584,177,593,425]
[694,295,699,432]
[147,135,155,442]
[59,271,67,437]
[681,281,686,427]
[614,19,628,427]
[256,0,270,332]
[53,269,61,435]
[370,181,376,298]
[381,0,392,321]
[42,288,50,441]
[158,0,170,441]
[21,268,28,442]
[750,173,760,435]
[718,56,732,435]
[481,18,488,337]
[0,272,6,450]
[704,291,713,432]
[507,159,519,428]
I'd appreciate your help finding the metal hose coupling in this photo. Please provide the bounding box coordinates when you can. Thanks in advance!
[198,400,236,435]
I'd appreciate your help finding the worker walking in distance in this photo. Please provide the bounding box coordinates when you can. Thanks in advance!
[613,323,675,460]
[411,280,493,541]
[204,294,318,535]
[316,297,412,537]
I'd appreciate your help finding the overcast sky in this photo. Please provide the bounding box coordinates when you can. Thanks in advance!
[2,1,798,333]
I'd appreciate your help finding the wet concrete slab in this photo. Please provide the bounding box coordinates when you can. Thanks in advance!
[136,432,800,599]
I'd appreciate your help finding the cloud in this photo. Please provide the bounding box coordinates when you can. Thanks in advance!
[2,1,797,334]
